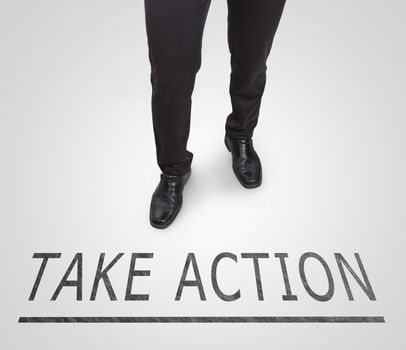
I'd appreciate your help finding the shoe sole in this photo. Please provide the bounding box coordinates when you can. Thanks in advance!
[224,136,262,189]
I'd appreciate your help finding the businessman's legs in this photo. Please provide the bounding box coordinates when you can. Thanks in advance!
[144,0,286,227]
[225,0,286,140]
[145,0,211,228]
[144,0,212,176]
[224,0,286,188]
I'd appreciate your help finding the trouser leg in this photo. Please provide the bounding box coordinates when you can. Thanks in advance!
[225,0,286,140]
[144,0,211,176]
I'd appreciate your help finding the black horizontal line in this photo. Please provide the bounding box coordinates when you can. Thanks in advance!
[18,316,385,323]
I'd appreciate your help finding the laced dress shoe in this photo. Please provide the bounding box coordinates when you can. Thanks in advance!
[224,135,262,188]
[149,169,192,229]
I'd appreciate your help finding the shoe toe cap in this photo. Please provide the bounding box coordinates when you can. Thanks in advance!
[234,159,262,187]
[150,195,181,228]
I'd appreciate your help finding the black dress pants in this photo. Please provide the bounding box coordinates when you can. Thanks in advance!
[144,0,286,176]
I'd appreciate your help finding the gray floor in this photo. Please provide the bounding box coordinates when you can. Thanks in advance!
[1,0,405,349]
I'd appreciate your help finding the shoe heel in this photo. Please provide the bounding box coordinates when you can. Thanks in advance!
[184,168,192,185]
[224,136,231,152]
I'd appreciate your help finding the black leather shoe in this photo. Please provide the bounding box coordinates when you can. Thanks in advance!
[149,169,192,229]
[224,135,262,188]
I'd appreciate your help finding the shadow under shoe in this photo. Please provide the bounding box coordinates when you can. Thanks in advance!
[149,169,192,229]
[224,135,262,188]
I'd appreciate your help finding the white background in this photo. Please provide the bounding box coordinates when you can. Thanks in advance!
[1,0,405,349]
